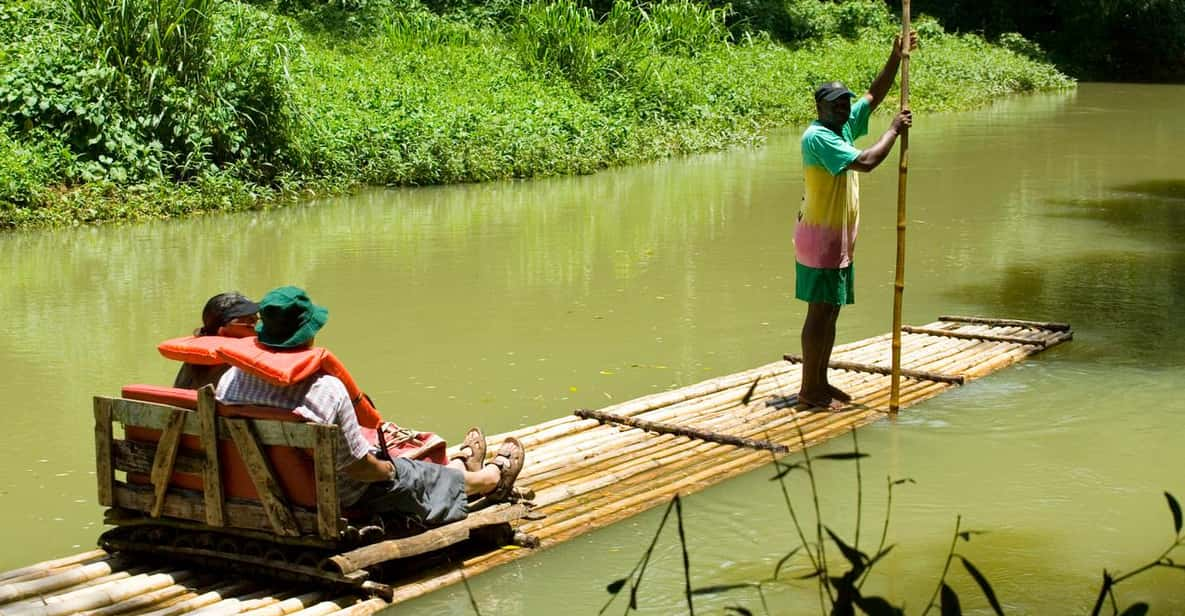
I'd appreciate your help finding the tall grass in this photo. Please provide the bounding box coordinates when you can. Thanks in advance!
[64,0,216,85]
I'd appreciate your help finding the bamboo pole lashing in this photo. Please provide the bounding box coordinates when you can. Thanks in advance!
[574,409,789,453]
[938,314,1071,332]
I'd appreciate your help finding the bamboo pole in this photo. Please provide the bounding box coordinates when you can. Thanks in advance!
[889,0,912,414]
[0,552,111,587]
[132,582,255,616]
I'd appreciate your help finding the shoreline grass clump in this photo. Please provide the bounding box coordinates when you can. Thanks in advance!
[0,0,1074,229]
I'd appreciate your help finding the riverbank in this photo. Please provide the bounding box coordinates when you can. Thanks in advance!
[0,0,1072,230]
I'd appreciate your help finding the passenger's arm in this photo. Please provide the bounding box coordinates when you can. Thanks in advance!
[847,110,912,173]
[343,453,396,483]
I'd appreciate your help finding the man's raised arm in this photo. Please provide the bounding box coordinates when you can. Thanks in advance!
[864,30,918,112]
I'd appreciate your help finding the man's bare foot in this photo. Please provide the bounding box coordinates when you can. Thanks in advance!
[826,384,852,403]
[797,389,845,411]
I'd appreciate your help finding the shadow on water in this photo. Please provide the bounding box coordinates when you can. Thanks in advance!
[945,179,1185,369]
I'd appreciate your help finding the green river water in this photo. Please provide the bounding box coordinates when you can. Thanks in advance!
[1,83,1183,614]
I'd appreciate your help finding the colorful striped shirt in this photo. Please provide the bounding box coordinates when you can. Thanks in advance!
[215,368,375,506]
[795,97,871,269]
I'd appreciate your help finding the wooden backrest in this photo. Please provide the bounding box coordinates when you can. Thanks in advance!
[94,385,342,541]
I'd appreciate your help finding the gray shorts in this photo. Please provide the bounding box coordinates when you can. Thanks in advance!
[353,458,468,525]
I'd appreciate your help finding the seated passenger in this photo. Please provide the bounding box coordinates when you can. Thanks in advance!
[172,291,259,390]
[215,286,524,525]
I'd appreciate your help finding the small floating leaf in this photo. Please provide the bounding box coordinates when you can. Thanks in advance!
[959,556,1004,616]
[1118,602,1150,616]
[892,478,916,486]
[740,377,760,405]
[691,583,759,595]
[724,607,754,616]
[605,578,627,594]
[816,452,870,461]
[957,530,987,542]
[940,583,962,616]
[1165,491,1182,535]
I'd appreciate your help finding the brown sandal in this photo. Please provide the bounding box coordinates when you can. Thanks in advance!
[485,437,525,502]
[449,427,486,472]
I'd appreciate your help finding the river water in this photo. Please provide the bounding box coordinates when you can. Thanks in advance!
[1,83,1182,613]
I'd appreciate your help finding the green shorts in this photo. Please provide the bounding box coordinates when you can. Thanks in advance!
[795,262,855,305]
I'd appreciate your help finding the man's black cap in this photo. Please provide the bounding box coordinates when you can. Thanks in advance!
[200,291,259,336]
[814,81,856,103]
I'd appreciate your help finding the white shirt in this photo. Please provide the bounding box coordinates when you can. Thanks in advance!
[215,367,374,506]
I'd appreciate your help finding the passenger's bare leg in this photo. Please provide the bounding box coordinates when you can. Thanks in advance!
[460,464,499,496]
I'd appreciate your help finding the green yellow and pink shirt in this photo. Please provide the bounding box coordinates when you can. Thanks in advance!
[796,97,871,271]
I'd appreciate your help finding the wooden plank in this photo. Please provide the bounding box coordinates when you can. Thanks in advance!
[313,424,342,541]
[225,419,302,537]
[328,503,529,574]
[902,325,1047,347]
[573,409,788,453]
[149,409,188,518]
[938,314,1071,332]
[782,354,965,385]
[197,385,225,527]
[93,397,115,508]
[111,482,319,534]
[102,397,316,448]
[111,440,204,475]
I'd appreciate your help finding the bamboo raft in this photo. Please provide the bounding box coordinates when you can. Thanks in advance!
[0,315,1070,615]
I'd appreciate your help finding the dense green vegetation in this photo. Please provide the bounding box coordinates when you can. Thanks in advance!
[888,0,1185,82]
[0,0,1073,229]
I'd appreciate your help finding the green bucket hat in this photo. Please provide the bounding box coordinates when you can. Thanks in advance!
[255,286,329,349]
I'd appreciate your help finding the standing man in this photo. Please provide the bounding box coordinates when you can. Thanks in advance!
[795,32,917,410]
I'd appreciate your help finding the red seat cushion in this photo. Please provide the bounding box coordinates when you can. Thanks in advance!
[119,384,318,509]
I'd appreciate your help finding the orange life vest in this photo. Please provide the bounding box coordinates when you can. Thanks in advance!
[213,336,384,429]
[156,335,448,464]
[157,335,383,428]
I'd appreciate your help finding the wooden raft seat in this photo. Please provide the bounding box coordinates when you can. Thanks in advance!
[95,384,343,540]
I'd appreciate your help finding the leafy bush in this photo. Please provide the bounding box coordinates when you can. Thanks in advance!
[0,127,65,208]
[997,31,1045,61]
[0,0,295,183]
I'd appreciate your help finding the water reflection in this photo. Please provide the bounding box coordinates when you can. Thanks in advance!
[945,179,1185,367]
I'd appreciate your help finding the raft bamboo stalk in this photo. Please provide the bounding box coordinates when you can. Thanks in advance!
[320,598,387,616]
[179,589,278,616]
[0,560,124,605]
[133,582,255,616]
[0,553,113,588]
[533,412,884,541]
[285,599,357,616]
[0,571,138,615]
[526,372,892,492]
[6,571,194,616]
[78,582,200,616]
[529,404,866,512]
[527,405,879,526]
[512,375,795,470]
[235,592,327,616]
